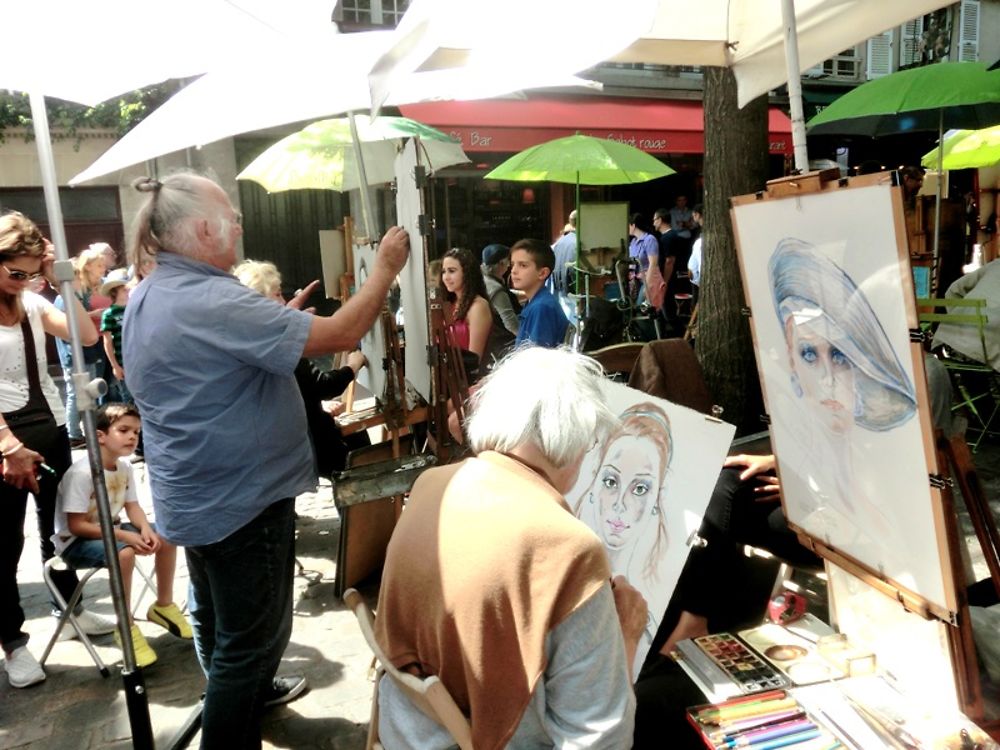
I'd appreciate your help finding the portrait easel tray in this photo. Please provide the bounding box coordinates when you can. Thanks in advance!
[730,171,957,623]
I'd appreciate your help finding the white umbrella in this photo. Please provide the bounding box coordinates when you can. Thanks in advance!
[370,0,956,172]
[69,28,598,186]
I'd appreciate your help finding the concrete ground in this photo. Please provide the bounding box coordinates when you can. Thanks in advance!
[0,451,378,750]
[2,438,999,749]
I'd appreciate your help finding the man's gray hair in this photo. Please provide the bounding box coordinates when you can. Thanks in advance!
[128,171,222,270]
[466,346,617,468]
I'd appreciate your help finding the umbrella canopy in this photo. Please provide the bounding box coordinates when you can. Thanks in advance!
[237,116,469,192]
[372,1,954,111]
[807,62,1000,137]
[484,134,674,185]
[921,125,1000,171]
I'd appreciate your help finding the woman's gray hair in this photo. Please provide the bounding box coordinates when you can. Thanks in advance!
[128,172,221,270]
[465,346,618,468]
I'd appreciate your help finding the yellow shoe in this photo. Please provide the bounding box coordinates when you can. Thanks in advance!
[114,624,158,668]
[147,602,193,639]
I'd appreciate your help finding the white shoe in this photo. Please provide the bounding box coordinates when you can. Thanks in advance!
[5,646,46,688]
[74,609,117,636]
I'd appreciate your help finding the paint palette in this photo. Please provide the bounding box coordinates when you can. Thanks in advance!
[739,623,848,686]
[692,633,790,694]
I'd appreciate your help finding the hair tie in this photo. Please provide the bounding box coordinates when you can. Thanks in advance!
[132,176,163,194]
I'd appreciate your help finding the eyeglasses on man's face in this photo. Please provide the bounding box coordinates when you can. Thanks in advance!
[1,263,43,283]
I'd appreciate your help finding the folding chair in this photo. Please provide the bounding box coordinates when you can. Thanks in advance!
[343,588,473,750]
[919,297,1000,451]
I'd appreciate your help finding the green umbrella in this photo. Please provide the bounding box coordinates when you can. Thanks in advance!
[237,115,469,193]
[485,134,674,294]
[807,62,1000,137]
[921,124,1000,171]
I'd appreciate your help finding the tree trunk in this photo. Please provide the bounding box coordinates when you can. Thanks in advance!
[696,67,770,435]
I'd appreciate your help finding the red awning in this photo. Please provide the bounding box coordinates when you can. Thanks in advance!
[400,97,792,156]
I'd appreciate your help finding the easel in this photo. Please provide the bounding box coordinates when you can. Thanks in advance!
[732,168,1000,738]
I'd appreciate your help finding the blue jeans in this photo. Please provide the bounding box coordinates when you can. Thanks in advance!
[186,498,295,750]
[106,377,133,405]
[63,362,100,440]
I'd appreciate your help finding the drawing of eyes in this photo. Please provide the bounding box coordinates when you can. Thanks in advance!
[798,343,818,364]
[831,347,849,368]
[601,470,620,491]
[630,480,652,497]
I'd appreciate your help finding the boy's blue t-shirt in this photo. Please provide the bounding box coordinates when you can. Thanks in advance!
[516,286,570,348]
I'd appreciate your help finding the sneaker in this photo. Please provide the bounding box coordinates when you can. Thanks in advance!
[69,437,86,449]
[74,609,117,636]
[114,624,157,668]
[53,608,117,640]
[147,602,193,639]
[263,675,307,707]
[4,646,46,688]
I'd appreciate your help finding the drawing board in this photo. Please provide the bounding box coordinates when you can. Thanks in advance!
[352,240,388,399]
[580,201,629,255]
[732,179,956,618]
[564,381,735,675]
[395,139,432,402]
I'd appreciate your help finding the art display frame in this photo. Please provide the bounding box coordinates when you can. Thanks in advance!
[563,380,736,675]
[731,173,958,622]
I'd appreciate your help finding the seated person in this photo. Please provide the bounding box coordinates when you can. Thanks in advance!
[234,260,369,477]
[511,239,570,348]
[53,404,191,668]
[932,258,1000,371]
[374,347,647,748]
[481,243,519,362]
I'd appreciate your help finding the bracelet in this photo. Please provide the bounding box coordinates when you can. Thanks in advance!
[2,442,24,459]
[0,424,9,433]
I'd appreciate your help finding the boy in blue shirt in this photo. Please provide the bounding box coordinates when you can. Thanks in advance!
[511,239,570,348]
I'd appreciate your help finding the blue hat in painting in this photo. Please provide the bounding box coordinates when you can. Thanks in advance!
[769,238,916,432]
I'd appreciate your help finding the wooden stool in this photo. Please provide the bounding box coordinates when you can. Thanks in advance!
[674,292,694,318]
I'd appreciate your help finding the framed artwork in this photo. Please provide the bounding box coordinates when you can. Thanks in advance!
[732,179,956,619]
[395,139,432,402]
[564,381,735,675]
[352,240,388,400]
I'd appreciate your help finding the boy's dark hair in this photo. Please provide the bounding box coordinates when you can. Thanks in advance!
[693,203,704,215]
[97,403,141,432]
[510,238,555,274]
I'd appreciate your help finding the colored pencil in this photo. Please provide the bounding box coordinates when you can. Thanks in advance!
[712,709,808,736]
[726,719,817,747]
[747,727,822,750]
[704,697,800,724]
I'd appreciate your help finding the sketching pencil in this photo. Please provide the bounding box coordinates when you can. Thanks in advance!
[695,690,787,719]
[745,727,822,750]
[705,697,800,724]
[726,718,817,747]
[712,710,808,737]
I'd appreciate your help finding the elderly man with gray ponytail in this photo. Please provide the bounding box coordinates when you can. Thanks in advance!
[122,173,409,749]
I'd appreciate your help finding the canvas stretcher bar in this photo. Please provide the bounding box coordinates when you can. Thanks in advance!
[730,170,958,623]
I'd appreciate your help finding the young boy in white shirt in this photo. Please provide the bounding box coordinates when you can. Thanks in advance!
[53,403,190,667]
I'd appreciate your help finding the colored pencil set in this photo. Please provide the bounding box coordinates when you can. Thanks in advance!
[688,690,843,750]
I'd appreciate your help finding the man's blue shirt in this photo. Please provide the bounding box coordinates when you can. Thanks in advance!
[123,252,315,546]
[516,286,569,348]
[550,232,577,295]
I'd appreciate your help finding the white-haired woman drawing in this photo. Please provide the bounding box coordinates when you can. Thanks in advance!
[374,347,648,749]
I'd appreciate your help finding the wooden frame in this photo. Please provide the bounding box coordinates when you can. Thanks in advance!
[732,170,957,622]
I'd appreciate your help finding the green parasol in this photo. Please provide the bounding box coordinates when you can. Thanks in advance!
[485,133,674,293]
[921,124,1000,171]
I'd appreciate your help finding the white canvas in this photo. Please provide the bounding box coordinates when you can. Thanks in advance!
[395,139,432,402]
[564,381,735,676]
[733,182,953,614]
[352,240,388,399]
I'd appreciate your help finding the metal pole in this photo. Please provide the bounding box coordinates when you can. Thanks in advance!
[933,109,944,287]
[28,91,154,750]
[780,0,810,174]
[348,110,378,242]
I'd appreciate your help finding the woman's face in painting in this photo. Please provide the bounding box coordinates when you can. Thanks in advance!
[786,317,856,435]
[441,257,465,295]
[596,435,661,550]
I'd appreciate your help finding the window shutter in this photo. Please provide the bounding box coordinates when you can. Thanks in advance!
[866,31,893,79]
[958,0,980,62]
[900,17,923,67]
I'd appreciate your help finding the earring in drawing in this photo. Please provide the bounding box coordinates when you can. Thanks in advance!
[588,492,594,505]
[790,373,803,398]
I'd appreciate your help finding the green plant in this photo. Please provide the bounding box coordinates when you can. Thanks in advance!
[0,84,174,148]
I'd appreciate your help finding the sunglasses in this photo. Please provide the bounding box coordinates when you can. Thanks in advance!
[1,263,43,283]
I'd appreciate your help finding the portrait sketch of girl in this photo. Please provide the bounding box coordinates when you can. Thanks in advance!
[565,383,734,676]
[732,182,955,613]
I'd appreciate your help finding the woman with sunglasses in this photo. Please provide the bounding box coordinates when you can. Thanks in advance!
[0,211,104,688]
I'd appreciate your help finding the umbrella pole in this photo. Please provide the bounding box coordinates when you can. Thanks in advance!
[780,0,810,174]
[348,111,378,242]
[28,92,155,750]
[575,173,586,318]
[933,109,944,291]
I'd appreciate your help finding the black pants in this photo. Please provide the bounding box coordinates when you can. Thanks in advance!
[0,426,79,651]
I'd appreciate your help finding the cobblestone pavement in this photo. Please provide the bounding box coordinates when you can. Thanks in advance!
[0,451,378,750]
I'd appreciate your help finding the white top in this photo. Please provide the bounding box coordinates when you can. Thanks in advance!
[53,457,138,554]
[688,236,703,286]
[0,291,66,424]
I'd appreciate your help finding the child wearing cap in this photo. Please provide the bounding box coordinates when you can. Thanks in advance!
[100,277,132,404]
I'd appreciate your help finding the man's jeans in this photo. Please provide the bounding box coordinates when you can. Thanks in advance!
[186,498,295,750]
